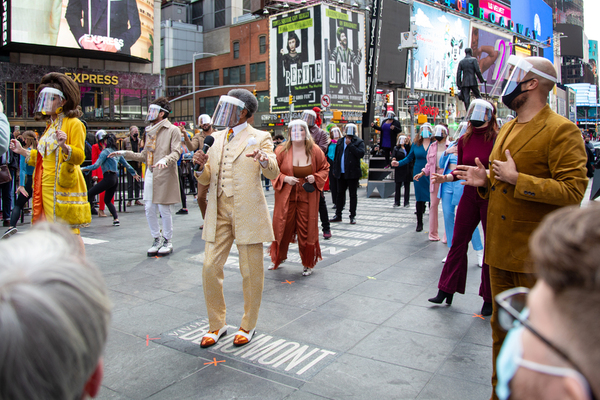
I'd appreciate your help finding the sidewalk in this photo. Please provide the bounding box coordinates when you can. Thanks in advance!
[72,185,494,400]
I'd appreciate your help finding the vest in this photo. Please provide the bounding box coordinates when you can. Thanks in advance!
[217,131,242,197]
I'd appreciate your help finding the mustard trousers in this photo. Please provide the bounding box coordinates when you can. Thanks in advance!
[203,193,265,332]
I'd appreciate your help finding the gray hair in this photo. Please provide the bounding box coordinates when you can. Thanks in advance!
[0,224,111,400]
[228,88,258,118]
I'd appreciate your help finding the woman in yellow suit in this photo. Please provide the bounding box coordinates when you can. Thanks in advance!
[9,73,90,244]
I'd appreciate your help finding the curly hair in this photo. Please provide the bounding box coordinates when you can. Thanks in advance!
[35,72,82,121]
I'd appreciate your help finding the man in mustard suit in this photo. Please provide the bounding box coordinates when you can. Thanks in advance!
[456,56,588,400]
[193,89,279,347]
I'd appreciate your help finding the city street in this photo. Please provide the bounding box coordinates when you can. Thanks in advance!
[75,185,497,400]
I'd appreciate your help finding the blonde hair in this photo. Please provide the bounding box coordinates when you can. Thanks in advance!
[283,125,316,159]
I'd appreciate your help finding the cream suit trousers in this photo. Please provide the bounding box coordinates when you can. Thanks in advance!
[203,193,265,332]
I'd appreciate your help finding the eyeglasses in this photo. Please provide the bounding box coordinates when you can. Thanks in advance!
[496,287,597,400]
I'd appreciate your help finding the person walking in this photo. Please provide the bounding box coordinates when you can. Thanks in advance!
[427,100,497,317]
[270,120,329,276]
[330,124,365,224]
[372,111,402,166]
[82,133,140,226]
[327,126,341,210]
[394,124,433,232]
[123,125,143,206]
[112,97,181,257]
[456,56,588,399]
[192,89,279,348]
[391,135,411,207]
[2,131,37,238]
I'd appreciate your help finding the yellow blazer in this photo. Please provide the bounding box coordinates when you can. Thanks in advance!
[479,105,588,273]
[198,125,279,244]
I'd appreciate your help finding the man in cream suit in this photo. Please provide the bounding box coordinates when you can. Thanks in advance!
[193,89,279,347]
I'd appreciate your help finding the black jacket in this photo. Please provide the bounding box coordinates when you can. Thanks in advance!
[372,119,402,148]
[456,56,485,88]
[391,145,411,182]
[333,136,365,180]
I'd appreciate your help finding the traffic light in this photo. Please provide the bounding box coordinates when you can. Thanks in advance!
[386,93,391,103]
[450,87,455,97]
[333,110,342,121]
[289,94,293,105]
[253,89,257,96]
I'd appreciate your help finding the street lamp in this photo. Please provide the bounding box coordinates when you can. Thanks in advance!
[192,52,217,122]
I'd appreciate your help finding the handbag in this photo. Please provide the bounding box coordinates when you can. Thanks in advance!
[302,182,315,193]
[0,165,12,185]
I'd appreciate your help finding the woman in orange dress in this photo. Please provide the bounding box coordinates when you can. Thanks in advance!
[270,120,329,276]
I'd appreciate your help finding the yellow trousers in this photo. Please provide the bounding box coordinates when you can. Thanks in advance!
[203,193,265,331]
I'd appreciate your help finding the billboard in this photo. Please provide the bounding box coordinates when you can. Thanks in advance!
[511,0,553,62]
[407,2,469,92]
[5,0,154,61]
[269,4,366,112]
[470,25,513,93]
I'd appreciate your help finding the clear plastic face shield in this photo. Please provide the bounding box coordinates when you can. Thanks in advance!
[146,104,170,123]
[331,127,342,139]
[211,95,246,128]
[288,120,309,142]
[95,129,107,142]
[490,55,558,99]
[466,99,494,127]
[420,123,433,138]
[398,135,407,145]
[198,114,212,126]
[344,124,358,137]
[301,110,317,127]
[434,125,448,141]
[456,121,469,138]
[386,111,396,120]
[35,88,65,115]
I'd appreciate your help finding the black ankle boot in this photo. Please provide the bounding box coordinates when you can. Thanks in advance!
[481,301,493,316]
[416,202,424,232]
[428,290,453,305]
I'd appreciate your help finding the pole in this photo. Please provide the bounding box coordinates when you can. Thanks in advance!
[324,38,329,113]
[409,0,415,139]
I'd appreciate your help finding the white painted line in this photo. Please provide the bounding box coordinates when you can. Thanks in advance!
[81,237,109,245]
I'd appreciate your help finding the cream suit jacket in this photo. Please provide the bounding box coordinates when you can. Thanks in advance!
[198,125,279,244]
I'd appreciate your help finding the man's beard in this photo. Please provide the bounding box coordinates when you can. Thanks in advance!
[202,126,210,132]
[508,92,529,112]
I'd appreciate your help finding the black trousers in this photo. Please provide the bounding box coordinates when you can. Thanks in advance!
[88,172,118,219]
[319,192,330,232]
[336,174,359,219]
[10,175,33,227]
[328,168,338,206]
[0,179,13,220]
[461,85,482,110]
[382,147,392,165]
[178,164,187,209]
[127,164,142,199]
[394,181,411,206]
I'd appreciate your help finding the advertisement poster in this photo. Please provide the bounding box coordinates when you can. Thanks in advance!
[9,0,154,61]
[510,0,553,62]
[407,2,469,92]
[470,25,513,94]
[269,4,366,112]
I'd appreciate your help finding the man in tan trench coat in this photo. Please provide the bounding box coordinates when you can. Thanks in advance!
[457,56,588,400]
[192,89,279,348]
[115,97,181,257]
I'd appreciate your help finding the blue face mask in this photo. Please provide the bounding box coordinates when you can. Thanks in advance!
[421,130,432,139]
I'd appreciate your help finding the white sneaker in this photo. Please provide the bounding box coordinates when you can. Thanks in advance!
[158,237,173,257]
[442,256,447,263]
[476,250,484,267]
[147,237,162,257]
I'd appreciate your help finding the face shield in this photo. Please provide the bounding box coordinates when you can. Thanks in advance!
[35,88,65,115]
[398,135,407,145]
[198,114,212,126]
[420,123,433,139]
[344,124,358,137]
[301,110,317,127]
[490,55,557,99]
[211,95,246,128]
[146,104,170,123]
[456,121,468,138]
[288,120,309,142]
[466,99,494,127]
[95,129,107,142]
[434,125,448,141]
[331,127,342,139]
[386,111,396,120]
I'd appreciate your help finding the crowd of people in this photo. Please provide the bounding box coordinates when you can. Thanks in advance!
[0,53,597,400]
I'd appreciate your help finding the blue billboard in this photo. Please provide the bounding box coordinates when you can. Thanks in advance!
[509,0,553,62]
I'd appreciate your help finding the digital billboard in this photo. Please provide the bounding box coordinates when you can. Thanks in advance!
[509,0,553,62]
[407,2,470,92]
[5,0,154,61]
[269,4,366,112]
[470,25,513,93]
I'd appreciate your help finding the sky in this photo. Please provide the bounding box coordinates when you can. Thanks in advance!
[584,0,600,42]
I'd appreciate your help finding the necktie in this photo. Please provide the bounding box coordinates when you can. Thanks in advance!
[227,128,234,142]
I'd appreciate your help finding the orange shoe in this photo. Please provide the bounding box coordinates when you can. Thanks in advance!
[200,326,227,348]
[233,328,255,347]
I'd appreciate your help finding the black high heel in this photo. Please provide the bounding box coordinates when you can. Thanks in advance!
[428,290,453,305]
[481,301,493,316]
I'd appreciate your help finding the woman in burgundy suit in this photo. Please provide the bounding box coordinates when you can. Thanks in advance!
[427,99,498,316]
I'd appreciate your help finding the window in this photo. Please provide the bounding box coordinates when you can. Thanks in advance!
[223,66,246,85]
[233,41,240,59]
[250,62,266,82]
[199,96,220,116]
[214,0,225,28]
[166,73,192,97]
[199,69,219,86]
[259,36,266,54]
[256,90,269,113]
[243,0,251,14]
[191,0,203,26]
[172,99,193,122]
[26,83,39,117]
[5,82,23,118]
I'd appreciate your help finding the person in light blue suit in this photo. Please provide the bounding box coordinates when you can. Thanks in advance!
[438,123,483,265]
